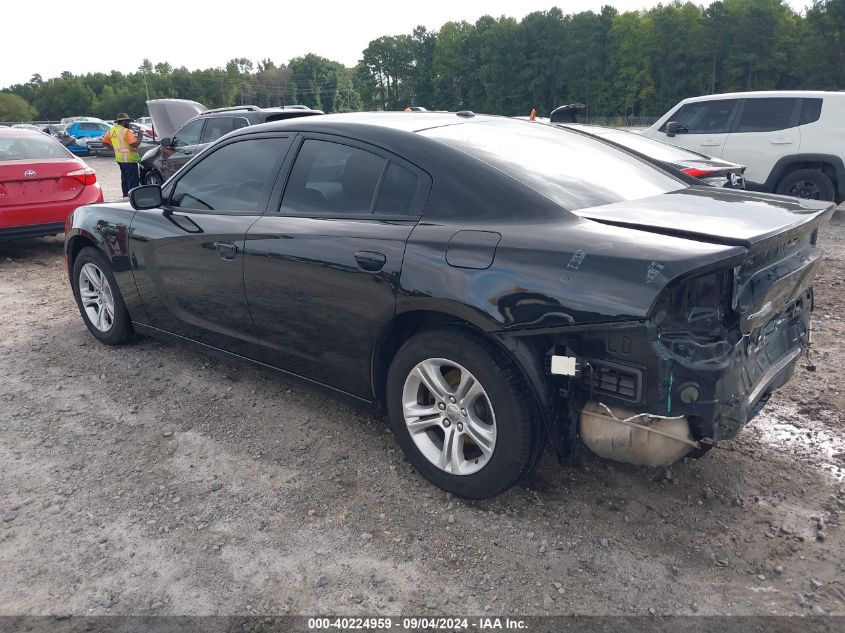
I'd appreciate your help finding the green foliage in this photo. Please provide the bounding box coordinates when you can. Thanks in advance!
[4,1,845,122]
[0,92,38,121]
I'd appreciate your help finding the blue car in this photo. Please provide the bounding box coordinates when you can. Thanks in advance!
[65,121,111,155]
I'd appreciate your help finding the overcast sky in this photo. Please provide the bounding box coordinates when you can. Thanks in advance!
[0,0,812,89]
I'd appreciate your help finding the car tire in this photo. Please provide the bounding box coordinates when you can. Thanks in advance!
[386,327,539,499]
[143,170,163,186]
[71,247,133,345]
[775,169,835,202]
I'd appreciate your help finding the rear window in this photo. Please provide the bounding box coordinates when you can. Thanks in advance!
[420,120,684,211]
[571,125,704,163]
[0,134,73,160]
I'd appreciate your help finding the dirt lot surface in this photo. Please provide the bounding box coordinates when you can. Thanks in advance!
[1,157,844,617]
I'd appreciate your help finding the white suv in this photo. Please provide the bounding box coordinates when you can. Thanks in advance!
[641,91,845,202]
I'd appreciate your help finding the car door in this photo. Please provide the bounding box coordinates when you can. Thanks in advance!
[243,134,430,399]
[653,99,739,155]
[130,133,294,359]
[161,118,206,180]
[720,97,802,186]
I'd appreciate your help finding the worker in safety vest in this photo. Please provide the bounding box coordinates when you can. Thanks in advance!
[102,113,142,197]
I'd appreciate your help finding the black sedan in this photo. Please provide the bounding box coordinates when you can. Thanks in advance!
[65,113,832,499]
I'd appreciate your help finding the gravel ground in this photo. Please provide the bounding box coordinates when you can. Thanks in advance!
[1,158,844,617]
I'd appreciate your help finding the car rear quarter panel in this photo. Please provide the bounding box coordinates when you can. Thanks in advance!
[398,176,743,332]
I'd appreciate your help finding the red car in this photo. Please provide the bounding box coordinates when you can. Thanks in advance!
[0,128,103,239]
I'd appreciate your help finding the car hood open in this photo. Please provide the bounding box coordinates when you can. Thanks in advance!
[147,99,207,139]
[574,187,834,248]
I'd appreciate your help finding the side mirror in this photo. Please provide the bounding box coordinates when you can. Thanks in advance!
[665,121,688,137]
[129,184,163,210]
[159,137,172,147]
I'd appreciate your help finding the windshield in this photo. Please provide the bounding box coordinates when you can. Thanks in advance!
[568,124,706,162]
[0,134,73,160]
[420,119,685,211]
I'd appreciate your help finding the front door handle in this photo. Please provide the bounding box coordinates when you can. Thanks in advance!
[354,250,386,272]
[700,139,721,146]
[212,241,238,261]
[770,138,793,144]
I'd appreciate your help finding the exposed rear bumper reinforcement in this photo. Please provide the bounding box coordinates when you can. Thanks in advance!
[748,346,802,405]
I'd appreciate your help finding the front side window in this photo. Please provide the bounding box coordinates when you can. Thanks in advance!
[663,100,738,134]
[172,119,204,147]
[735,98,797,133]
[280,139,386,215]
[169,138,288,213]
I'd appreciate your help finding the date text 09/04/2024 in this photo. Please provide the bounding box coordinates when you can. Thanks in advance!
[307,617,528,630]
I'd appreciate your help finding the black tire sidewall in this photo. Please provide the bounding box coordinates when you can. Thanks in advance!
[72,247,132,345]
[777,169,835,201]
[144,171,163,186]
[387,328,535,499]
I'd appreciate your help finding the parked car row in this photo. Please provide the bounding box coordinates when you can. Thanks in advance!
[3,92,837,498]
[61,110,833,499]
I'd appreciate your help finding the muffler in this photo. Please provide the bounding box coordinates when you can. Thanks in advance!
[579,401,698,468]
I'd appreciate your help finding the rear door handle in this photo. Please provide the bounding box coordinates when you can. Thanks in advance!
[770,138,793,144]
[354,250,386,272]
[212,241,238,260]
[700,140,721,146]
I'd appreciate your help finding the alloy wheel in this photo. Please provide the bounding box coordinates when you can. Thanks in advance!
[401,358,497,475]
[78,263,115,332]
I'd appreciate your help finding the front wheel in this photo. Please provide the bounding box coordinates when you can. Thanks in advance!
[71,247,133,345]
[386,328,540,499]
[143,170,163,186]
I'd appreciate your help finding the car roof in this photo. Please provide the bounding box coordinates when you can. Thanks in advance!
[678,90,842,103]
[242,111,505,135]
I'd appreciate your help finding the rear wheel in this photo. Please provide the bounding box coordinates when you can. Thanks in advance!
[776,169,835,201]
[71,247,133,345]
[386,328,539,499]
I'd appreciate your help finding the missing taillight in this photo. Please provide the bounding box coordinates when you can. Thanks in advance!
[65,168,97,186]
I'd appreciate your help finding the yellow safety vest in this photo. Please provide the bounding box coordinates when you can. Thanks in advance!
[107,124,140,163]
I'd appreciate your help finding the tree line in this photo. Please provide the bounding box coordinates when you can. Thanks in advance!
[2,0,843,123]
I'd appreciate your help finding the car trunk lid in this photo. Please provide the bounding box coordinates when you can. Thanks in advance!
[574,187,832,248]
[0,159,91,206]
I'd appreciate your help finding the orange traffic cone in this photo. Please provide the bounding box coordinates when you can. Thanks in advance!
[529,108,536,121]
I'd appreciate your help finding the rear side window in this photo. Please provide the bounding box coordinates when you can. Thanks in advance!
[169,138,287,213]
[200,117,237,144]
[374,163,421,215]
[799,98,823,125]
[662,99,738,134]
[281,140,386,215]
[735,98,797,133]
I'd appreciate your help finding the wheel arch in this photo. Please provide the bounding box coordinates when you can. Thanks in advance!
[65,231,100,280]
[765,154,845,200]
[370,309,562,457]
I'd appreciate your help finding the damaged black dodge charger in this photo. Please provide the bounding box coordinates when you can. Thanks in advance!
[64,113,833,499]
